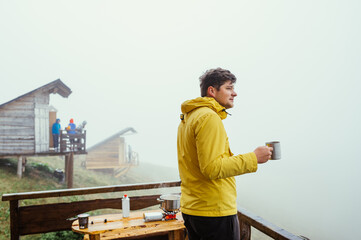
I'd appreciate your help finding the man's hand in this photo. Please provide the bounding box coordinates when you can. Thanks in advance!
[254,146,273,164]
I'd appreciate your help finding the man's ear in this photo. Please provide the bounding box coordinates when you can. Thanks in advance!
[207,86,216,97]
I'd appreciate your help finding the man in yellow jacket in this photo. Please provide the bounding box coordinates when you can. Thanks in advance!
[177,68,272,240]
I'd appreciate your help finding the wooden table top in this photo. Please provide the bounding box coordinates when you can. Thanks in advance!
[72,210,185,239]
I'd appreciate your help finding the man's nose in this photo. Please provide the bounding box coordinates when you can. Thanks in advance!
[232,91,237,97]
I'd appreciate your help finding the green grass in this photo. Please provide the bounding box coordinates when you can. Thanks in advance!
[0,156,180,240]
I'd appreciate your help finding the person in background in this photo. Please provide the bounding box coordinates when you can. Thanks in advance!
[75,120,87,133]
[66,118,76,134]
[177,68,272,240]
[66,118,76,145]
[51,118,61,152]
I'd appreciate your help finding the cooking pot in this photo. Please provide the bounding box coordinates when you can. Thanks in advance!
[157,194,180,212]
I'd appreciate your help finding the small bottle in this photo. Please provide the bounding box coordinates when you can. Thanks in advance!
[122,194,130,218]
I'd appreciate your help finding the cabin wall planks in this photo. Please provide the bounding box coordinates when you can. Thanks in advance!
[0,79,72,156]
[0,96,36,154]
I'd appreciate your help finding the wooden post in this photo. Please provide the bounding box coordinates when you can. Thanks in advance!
[65,154,68,183]
[65,153,74,188]
[168,229,185,240]
[60,131,65,152]
[83,130,86,152]
[89,235,100,240]
[22,157,26,173]
[17,156,22,179]
[240,220,251,240]
[69,152,74,188]
[9,200,20,240]
[65,153,69,188]
[238,211,251,240]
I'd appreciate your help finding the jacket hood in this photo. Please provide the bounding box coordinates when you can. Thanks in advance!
[180,97,228,120]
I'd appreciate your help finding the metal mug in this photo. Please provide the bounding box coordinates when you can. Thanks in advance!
[266,141,281,160]
[78,213,89,229]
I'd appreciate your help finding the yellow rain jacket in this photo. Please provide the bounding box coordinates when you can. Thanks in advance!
[177,97,258,217]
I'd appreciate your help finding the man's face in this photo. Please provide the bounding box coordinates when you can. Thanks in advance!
[212,80,237,109]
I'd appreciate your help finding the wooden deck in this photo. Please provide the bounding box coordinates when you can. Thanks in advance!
[0,131,86,182]
[1,181,306,240]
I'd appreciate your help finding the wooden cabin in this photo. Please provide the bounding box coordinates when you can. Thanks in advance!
[0,79,72,157]
[85,127,139,177]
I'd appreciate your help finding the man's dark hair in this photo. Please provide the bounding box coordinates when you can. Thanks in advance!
[199,68,237,97]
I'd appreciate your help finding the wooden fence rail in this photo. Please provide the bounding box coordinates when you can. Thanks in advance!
[59,130,87,153]
[2,180,305,240]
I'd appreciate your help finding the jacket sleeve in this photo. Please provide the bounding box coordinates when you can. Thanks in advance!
[195,113,258,180]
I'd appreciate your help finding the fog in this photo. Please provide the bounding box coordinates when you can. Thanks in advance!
[1,1,360,239]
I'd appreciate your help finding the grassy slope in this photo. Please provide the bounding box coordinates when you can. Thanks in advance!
[0,156,180,240]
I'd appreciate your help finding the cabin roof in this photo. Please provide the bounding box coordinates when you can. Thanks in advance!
[0,79,72,109]
[88,127,137,151]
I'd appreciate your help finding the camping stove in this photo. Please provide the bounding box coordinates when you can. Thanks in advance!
[144,194,181,222]
[158,194,180,220]
[143,210,179,222]
[162,210,178,221]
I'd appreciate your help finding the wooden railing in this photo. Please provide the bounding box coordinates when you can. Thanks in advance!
[59,130,86,153]
[238,208,305,240]
[1,180,305,240]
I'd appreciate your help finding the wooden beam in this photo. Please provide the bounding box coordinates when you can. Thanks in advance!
[2,181,181,201]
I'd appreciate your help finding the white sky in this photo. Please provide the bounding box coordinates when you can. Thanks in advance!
[1,1,361,239]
